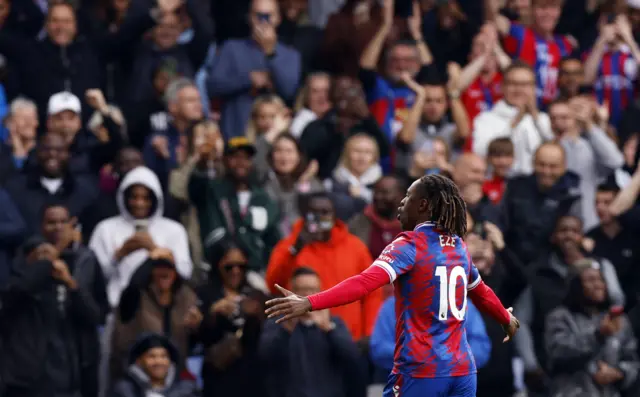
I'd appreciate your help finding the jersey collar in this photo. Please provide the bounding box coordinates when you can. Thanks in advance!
[413,222,435,231]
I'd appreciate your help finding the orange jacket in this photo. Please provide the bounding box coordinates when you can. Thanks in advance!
[266,219,382,340]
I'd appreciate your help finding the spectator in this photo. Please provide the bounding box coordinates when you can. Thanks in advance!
[545,263,639,397]
[5,132,98,234]
[300,76,389,179]
[359,0,432,150]
[169,120,223,270]
[109,333,198,397]
[472,61,554,175]
[458,26,510,150]
[349,175,404,259]
[196,237,267,397]
[488,0,575,107]
[144,78,204,189]
[263,133,323,236]
[290,72,332,138]
[46,90,125,180]
[40,203,109,397]
[452,153,496,224]
[482,138,514,204]
[190,136,281,271]
[549,97,624,230]
[109,251,201,383]
[90,166,192,308]
[244,94,290,175]
[327,133,382,220]
[514,215,625,395]
[557,56,584,100]
[370,296,491,371]
[277,0,324,77]
[396,71,469,170]
[266,191,382,340]
[82,147,145,242]
[0,97,38,183]
[207,0,301,138]
[260,267,364,397]
[126,59,177,149]
[584,13,640,127]
[587,184,640,309]
[498,142,581,267]
[398,136,454,184]
[465,215,520,397]
[0,237,102,397]
[319,0,407,77]
[0,187,25,286]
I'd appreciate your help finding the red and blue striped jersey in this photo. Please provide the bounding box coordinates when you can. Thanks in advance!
[589,47,638,126]
[374,222,481,378]
[503,23,574,108]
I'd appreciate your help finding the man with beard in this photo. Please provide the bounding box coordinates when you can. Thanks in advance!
[348,175,405,259]
[189,137,280,271]
[4,133,98,234]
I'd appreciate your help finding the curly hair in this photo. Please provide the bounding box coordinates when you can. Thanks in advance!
[415,174,468,236]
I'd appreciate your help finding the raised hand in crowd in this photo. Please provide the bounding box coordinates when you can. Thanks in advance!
[310,309,335,332]
[85,89,109,114]
[183,305,204,329]
[54,216,82,253]
[407,0,424,41]
[571,96,595,129]
[593,361,624,386]
[51,259,77,289]
[115,232,156,261]
[401,71,426,96]
[151,135,171,159]
[210,295,240,318]
[299,159,319,183]
[484,222,505,251]
[250,70,273,92]
[157,0,185,14]
[264,108,292,144]
[599,311,624,337]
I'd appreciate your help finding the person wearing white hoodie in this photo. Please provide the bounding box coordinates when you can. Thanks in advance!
[472,61,554,175]
[89,166,193,309]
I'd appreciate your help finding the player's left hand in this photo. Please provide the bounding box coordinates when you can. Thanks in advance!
[265,284,313,323]
[502,307,520,343]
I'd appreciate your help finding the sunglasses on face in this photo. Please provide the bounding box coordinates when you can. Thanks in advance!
[223,262,247,272]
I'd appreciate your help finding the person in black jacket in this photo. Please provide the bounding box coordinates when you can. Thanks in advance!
[0,236,103,397]
[0,187,26,287]
[5,132,99,235]
[40,202,109,397]
[299,76,389,179]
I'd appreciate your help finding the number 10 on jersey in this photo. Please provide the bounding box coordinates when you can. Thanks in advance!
[435,266,467,321]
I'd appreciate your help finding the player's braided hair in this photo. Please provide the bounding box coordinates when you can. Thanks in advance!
[416,174,468,237]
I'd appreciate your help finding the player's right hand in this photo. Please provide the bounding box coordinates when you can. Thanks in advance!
[502,307,520,343]
[265,284,313,323]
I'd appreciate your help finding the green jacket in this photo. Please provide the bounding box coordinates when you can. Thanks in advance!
[189,172,281,271]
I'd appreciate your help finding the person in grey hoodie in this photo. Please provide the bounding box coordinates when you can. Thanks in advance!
[108,333,197,397]
[545,264,639,397]
[548,98,624,230]
[206,0,301,138]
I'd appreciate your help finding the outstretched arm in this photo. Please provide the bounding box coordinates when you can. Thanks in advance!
[308,265,389,310]
[265,265,390,322]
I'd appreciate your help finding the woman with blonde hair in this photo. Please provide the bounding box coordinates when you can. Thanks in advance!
[290,72,332,137]
[327,133,382,220]
[244,95,290,176]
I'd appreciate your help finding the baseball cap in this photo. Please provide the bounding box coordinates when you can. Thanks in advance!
[629,0,640,10]
[48,92,81,115]
[224,136,256,156]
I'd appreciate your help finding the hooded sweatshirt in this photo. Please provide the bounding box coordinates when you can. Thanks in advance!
[89,166,193,307]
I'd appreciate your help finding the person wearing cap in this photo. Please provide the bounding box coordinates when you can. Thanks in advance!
[45,90,125,180]
[189,136,281,271]
[108,333,197,397]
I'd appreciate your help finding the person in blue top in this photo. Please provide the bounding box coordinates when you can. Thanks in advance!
[370,295,492,372]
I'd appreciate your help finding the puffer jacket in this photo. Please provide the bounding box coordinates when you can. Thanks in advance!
[545,306,639,397]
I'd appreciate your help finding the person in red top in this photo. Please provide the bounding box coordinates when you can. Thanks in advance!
[482,138,515,204]
[456,25,511,151]
[487,0,575,108]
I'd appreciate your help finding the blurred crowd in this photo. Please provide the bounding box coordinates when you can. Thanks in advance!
[2,0,640,397]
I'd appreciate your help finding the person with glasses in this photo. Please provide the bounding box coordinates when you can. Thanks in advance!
[196,237,268,397]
